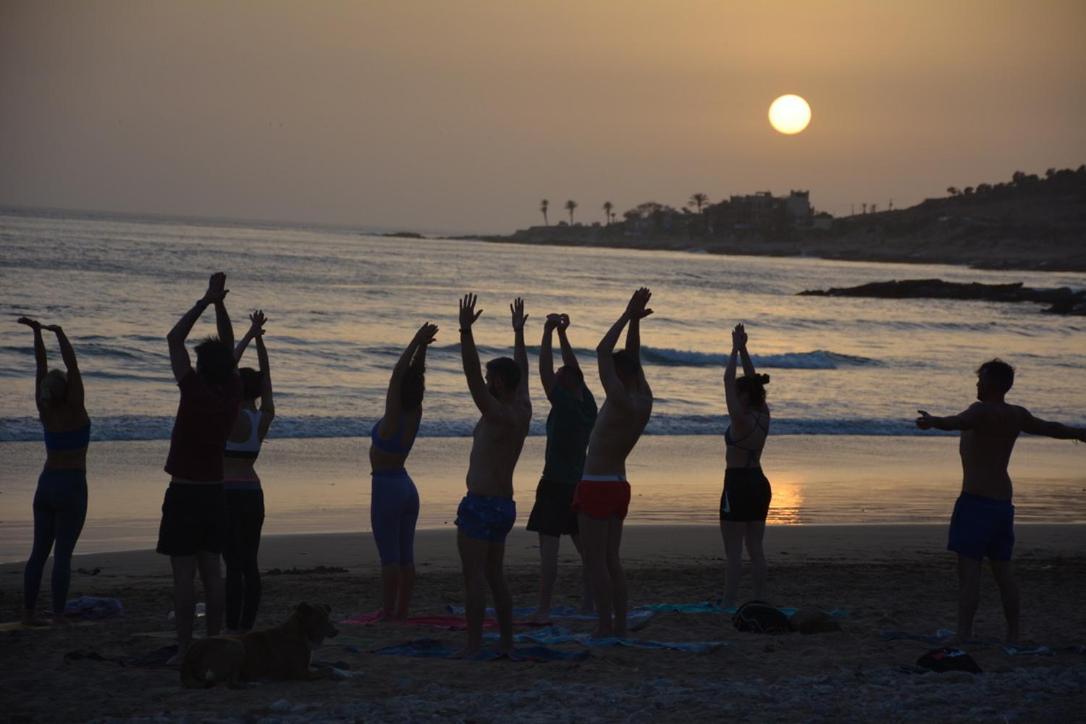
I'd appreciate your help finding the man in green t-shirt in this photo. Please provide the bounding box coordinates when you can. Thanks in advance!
[527,313,598,620]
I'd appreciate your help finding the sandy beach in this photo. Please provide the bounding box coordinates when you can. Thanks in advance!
[2,525,1084,722]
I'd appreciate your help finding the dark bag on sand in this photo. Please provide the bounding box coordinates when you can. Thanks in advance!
[732,601,791,634]
[916,648,982,674]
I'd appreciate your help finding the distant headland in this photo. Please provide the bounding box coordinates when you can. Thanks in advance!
[447,166,1086,272]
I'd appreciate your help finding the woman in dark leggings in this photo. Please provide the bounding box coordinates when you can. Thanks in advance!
[721,323,772,609]
[18,317,90,626]
[370,322,436,619]
[222,311,275,632]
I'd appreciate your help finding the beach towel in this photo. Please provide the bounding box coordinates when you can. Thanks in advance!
[443,604,656,629]
[340,611,499,630]
[879,629,956,645]
[371,638,589,662]
[1002,644,1053,656]
[496,626,725,653]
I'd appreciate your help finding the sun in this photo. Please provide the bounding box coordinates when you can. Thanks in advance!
[768,94,811,135]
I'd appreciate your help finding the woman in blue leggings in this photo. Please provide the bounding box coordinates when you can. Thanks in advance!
[18,317,90,626]
[369,322,437,619]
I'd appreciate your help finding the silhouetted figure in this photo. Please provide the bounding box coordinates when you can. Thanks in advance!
[721,323,772,608]
[456,294,531,654]
[527,313,597,620]
[159,273,240,663]
[917,359,1086,643]
[222,310,276,632]
[576,288,654,638]
[369,322,437,620]
[17,317,89,626]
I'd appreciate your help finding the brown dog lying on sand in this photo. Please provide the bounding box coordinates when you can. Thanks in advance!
[180,602,339,688]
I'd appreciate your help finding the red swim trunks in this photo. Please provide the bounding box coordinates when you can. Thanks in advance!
[572,475,631,521]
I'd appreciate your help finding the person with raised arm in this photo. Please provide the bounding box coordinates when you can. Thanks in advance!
[17,317,90,626]
[222,310,276,632]
[455,294,531,654]
[527,313,598,621]
[720,323,773,609]
[575,288,654,638]
[369,322,438,620]
[158,272,241,663]
[916,359,1086,644]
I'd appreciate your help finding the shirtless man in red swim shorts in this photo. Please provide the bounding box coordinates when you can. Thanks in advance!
[574,288,654,638]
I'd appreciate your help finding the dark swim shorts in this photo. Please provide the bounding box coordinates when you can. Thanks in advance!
[947,492,1015,561]
[456,493,516,543]
[156,482,228,556]
[720,467,772,522]
[526,478,578,537]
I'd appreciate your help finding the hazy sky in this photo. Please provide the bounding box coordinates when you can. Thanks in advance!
[2,1,1084,233]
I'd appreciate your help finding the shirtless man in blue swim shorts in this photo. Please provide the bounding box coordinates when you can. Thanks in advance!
[917,359,1086,643]
[456,294,532,654]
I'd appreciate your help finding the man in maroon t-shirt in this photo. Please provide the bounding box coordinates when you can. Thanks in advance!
[158,272,241,662]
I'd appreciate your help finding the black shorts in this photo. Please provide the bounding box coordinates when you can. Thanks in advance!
[526,478,578,537]
[720,468,772,522]
[156,482,228,556]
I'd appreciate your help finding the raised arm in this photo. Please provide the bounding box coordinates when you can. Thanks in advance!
[510,297,530,400]
[254,334,276,437]
[234,310,266,363]
[555,314,578,370]
[916,403,983,432]
[734,323,756,377]
[539,314,559,396]
[723,324,749,432]
[459,293,495,416]
[380,323,436,436]
[46,325,84,410]
[167,273,226,382]
[597,305,631,401]
[17,317,47,408]
[1021,410,1086,441]
[214,299,234,351]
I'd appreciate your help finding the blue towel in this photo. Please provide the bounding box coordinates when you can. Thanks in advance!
[444,604,655,626]
[371,638,589,662]
[64,596,124,620]
[494,626,725,653]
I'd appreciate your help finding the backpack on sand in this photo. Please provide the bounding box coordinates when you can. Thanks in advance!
[732,600,791,634]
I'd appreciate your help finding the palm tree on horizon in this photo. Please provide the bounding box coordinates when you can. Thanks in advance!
[565,199,577,225]
[689,192,709,214]
[540,199,549,226]
[603,201,613,225]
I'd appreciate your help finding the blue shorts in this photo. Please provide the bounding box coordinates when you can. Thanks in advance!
[947,492,1015,561]
[456,493,516,543]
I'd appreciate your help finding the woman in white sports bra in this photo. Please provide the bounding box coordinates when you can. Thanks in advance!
[223,310,275,632]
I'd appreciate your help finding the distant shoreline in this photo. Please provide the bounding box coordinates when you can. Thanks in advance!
[442,232,1086,273]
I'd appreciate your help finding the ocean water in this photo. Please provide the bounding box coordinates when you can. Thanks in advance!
[1,210,1085,557]
[2,209,1084,440]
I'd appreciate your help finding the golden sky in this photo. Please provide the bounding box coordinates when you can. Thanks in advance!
[1,1,1083,232]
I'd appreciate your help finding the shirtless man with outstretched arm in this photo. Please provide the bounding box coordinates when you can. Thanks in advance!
[456,294,532,654]
[916,359,1086,643]
[575,288,654,638]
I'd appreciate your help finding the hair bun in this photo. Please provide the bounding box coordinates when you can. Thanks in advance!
[758,373,771,385]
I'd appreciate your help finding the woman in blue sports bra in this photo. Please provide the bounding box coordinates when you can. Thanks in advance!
[720,323,772,609]
[18,317,91,626]
[369,322,437,619]
[223,310,275,632]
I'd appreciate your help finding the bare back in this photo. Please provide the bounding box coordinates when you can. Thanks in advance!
[583,391,652,476]
[959,401,1026,500]
[40,402,90,471]
[466,400,531,497]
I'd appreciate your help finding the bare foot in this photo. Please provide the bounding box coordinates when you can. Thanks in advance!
[21,612,51,628]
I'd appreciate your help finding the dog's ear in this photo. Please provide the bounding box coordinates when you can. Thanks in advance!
[296,602,311,614]
[322,604,331,614]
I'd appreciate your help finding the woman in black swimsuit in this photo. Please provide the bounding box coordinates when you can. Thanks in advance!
[720,323,771,608]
